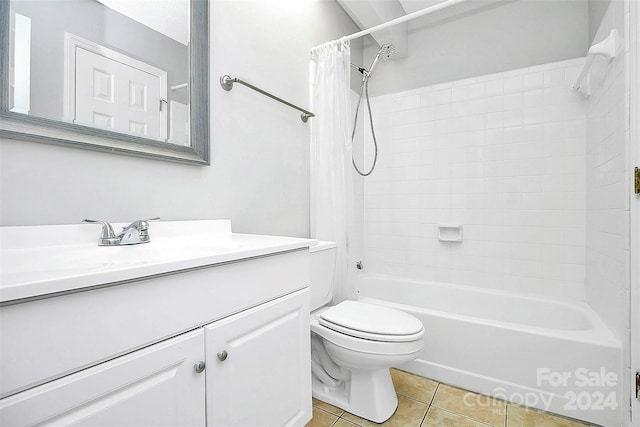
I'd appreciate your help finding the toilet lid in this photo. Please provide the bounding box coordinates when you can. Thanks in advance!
[319,301,424,342]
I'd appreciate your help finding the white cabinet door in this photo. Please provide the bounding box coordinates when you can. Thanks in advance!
[205,289,311,427]
[0,330,205,427]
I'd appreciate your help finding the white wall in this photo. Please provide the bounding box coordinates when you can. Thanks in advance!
[361,58,588,300]
[584,0,631,419]
[365,0,589,96]
[589,0,612,43]
[0,0,361,238]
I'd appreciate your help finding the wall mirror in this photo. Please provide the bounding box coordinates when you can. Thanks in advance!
[0,0,209,165]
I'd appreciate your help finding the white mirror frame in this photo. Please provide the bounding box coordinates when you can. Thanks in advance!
[0,0,210,166]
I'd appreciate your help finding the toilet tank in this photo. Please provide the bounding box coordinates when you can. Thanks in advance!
[309,241,336,311]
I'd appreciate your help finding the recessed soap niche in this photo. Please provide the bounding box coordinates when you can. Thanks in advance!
[437,224,463,243]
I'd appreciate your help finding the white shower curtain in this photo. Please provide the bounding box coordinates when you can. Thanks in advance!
[310,39,354,303]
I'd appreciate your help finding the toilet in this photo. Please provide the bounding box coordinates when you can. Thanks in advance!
[309,241,425,423]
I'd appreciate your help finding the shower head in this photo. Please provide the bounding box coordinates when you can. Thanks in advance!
[378,43,395,60]
[368,43,395,76]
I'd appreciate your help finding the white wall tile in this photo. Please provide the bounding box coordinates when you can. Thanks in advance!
[583,0,630,357]
[362,59,588,300]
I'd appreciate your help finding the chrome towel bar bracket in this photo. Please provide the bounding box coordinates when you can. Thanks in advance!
[220,75,315,123]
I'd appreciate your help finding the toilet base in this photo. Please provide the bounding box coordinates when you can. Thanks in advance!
[311,367,398,423]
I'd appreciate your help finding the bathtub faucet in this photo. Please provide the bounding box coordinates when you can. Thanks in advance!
[82,218,160,246]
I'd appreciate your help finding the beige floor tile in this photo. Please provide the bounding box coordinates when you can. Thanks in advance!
[341,395,428,427]
[390,369,438,404]
[431,384,506,426]
[333,419,360,427]
[305,407,339,427]
[313,397,345,417]
[422,406,498,427]
[506,404,589,427]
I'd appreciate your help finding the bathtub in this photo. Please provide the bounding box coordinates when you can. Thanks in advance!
[355,275,623,427]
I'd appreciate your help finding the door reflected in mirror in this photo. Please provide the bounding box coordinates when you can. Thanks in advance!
[8,0,190,146]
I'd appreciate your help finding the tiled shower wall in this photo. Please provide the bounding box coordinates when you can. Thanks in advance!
[362,58,588,300]
[584,0,631,411]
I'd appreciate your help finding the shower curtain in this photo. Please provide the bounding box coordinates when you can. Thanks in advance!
[310,39,354,302]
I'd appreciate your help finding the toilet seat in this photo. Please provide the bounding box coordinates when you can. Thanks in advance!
[311,316,424,356]
[319,300,424,342]
[311,302,425,356]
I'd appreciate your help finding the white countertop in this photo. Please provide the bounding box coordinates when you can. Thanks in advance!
[0,220,315,303]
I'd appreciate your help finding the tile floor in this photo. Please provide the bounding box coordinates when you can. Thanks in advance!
[306,369,595,427]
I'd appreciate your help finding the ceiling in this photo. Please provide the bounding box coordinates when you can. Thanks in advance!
[95,0,189,46]
[336,0,410,58]
[398,0,447,14]
[336,0,508,59]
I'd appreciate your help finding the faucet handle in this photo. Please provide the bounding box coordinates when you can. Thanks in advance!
[118,217,160,245]
[123,217,160,232]
[138,217,160,230]
[137,217,160,240]
[82,219,119,246]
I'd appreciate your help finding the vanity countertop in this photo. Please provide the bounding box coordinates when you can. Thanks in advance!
[0,220,315,303]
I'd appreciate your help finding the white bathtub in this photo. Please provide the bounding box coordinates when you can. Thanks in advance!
[355,275,623,427]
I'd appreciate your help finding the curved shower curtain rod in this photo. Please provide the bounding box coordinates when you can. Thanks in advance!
[313,0,468,49]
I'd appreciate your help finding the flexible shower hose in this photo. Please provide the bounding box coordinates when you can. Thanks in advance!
[351,74,379,177]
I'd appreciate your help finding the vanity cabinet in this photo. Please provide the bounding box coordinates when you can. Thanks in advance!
[0,247,312,427]
[206,289,310,427]
[0,330,207,426]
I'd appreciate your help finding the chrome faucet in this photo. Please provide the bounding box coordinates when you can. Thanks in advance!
[82,218,159,246]
[118,218,159,245]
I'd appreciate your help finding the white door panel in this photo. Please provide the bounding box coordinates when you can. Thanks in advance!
[75,47,163,139]
[631,1,639,425]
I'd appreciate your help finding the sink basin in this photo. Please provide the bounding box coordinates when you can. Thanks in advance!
[0,220,314,303]
[3,237,240,276]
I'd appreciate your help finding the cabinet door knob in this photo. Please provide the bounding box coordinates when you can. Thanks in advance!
[194,361,206,373]
[217,350,228,361]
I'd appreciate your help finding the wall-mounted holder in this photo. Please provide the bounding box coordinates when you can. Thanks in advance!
[573,29,622,97]
[437,224,463,243]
